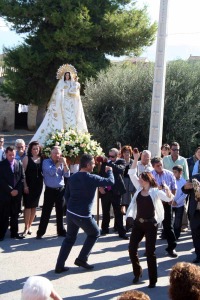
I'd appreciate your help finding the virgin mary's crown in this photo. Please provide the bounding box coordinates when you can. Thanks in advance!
[56,64,77,79]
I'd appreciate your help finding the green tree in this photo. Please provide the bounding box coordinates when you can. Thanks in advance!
[164,60,200,155]
[0,0,157,116]
[83,61,200,156]
[83,62,154,151]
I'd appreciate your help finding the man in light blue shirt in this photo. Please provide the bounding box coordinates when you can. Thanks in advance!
[151,156,178,258]
[15,138,26,215]
[36,146,70,239]
[15,139,26,161]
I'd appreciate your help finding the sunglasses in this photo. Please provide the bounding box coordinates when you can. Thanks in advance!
[171,149,179,151]
[109,155,116,158]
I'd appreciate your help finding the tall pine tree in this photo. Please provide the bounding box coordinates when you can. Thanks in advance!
[0,0,157,116]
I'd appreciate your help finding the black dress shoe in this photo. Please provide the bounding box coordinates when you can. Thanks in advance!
[101,230,109,236]
[55,266,69,274]
[36,235,42,239]
[21,230,28,237]
[57,232,66,237]
[159,234,166,239]
[166,249,178,258]
[74,258,94,269]
[132,276,140,284]
[132,272,142,284]
[119,234,129,240]
[10,234,24,239]
[192,257,200,263]
[148,283,156,288]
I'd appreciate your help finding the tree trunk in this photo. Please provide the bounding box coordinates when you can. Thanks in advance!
[36,103,46,128]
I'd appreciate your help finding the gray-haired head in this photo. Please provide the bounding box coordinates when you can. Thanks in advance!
[21,276,53,300]
[15,139,25,146]
[51,146,61,153]
[109,148,119,156]
[141,149,151,165]
[142,150,151,157]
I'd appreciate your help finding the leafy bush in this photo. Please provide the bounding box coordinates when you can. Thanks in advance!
[83,60,200,157]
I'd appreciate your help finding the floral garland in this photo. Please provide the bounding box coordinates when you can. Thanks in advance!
[42,129,104,162]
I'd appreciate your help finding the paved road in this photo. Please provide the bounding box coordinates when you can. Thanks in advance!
[0,129,34,147]
[0,130,196,299]
[0,198,195,300]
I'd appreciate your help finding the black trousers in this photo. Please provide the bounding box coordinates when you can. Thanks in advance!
[190,210,200,258]
[101,191,126,236]
[162,203,177,251]
[37,187,66,236]
[0,196,19,239]
[173,206,184,239]
[129,220,158,284]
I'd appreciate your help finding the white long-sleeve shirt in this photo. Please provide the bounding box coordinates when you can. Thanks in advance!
[126,168,173,224]
[172,177,187,208]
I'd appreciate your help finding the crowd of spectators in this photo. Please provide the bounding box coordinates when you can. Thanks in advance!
[1,136,200,298]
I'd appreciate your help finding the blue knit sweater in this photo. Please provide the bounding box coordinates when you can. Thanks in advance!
[65,170,114,217]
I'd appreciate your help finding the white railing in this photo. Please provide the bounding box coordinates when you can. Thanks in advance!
[0,66,5,77]
[0,66,16,77]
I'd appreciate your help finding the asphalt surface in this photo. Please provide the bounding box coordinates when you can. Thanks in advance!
[0,130,196,300]
[0,129,34,148]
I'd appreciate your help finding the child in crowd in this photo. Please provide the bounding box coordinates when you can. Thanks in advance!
[172,165,187,239]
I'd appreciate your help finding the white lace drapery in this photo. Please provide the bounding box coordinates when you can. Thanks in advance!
[30,76,88,145]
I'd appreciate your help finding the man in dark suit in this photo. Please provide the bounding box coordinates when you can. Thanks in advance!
[0,146,25,241]
[99,148,128,239]
[182,173,200,263]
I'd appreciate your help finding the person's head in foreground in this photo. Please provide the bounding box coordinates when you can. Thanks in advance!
[117,289,150,300]
[80,153,95,172]
[169,262,200,300]
[21,276,62,300]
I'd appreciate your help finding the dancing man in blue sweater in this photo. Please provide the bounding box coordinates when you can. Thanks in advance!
[55,154,114,273]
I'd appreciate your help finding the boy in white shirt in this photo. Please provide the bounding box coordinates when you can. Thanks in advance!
[172,165,187,239]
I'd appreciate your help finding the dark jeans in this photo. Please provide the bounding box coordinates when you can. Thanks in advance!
[37,187,66,236]
[173,206,184,239]
[190,210,200,258]
[0,196,19,238]
[56,212,100,269]
[101,191,126,236]
[162,203,177,251]
[129,220,158,284]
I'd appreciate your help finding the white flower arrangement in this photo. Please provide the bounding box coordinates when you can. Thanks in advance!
[42,129,104,162]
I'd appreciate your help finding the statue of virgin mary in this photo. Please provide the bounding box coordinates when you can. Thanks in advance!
[30,64,88,145]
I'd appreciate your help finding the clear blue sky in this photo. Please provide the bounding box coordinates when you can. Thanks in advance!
[138,0,200,61]
[0,0,200,61]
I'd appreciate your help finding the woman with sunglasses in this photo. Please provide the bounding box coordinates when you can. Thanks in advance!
[126,151,173,288]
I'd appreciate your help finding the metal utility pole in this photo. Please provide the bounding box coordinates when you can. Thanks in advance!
[148,0,170,156]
